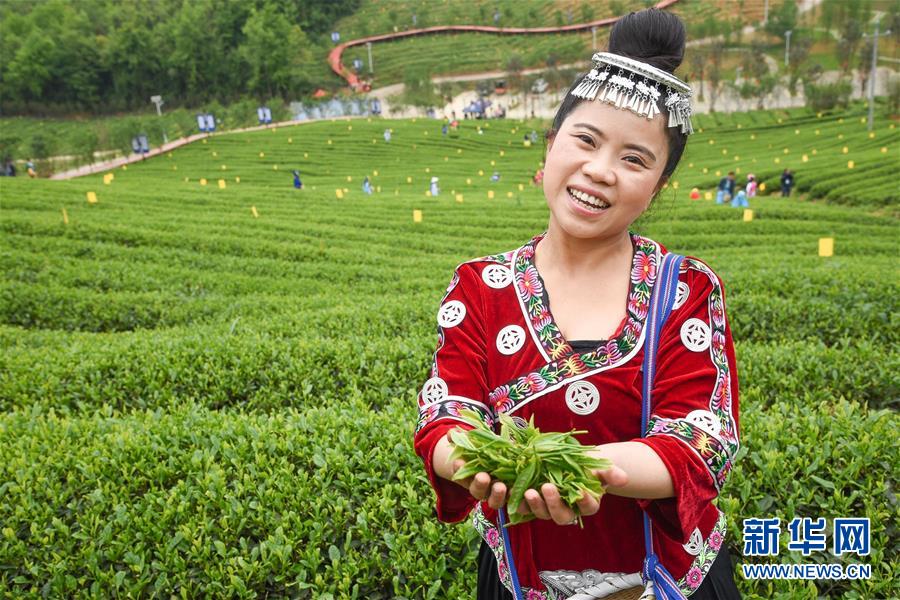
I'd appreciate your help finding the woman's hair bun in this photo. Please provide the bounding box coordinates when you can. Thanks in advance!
[608,8,686,73]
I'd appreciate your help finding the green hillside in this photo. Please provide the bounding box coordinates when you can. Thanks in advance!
[0,114,897,598]
[685,105,899,207]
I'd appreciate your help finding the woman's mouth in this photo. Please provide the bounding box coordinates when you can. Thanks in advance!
[567,187,610,212]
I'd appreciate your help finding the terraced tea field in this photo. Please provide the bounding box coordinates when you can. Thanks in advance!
[0,109,897,599]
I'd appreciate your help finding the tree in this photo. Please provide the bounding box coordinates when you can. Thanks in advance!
[29,133,55,160]
[506,54,525,109]
[823,0,872,74]
[166,0,238,105]
[544,53,564,101]
[706,41,725,112]
[786,37,812,97]
[737,74,778,110]
[687,47,706,101]
[804,80,852,112]
[764,1,798,42]
[72,129,99,166]
[887,78,900,116]
[836,19,864,75]
[0,0,102,111]
[401,65,439,109]
[857,39,874,100]
[239,3,313,98]
[289,0,362,37]
[581,5,595,23]
[736,42,778,110]
[438,82,454,107]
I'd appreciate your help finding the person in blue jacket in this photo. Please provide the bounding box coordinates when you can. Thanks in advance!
[293,170,303,189]
[716,172,735,204]
[780,169,795,197]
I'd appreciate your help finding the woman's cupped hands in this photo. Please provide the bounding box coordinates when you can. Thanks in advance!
[450,453,628,525]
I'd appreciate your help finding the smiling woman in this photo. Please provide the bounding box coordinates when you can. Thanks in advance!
[541,103,668,246]
[415,8,742,600]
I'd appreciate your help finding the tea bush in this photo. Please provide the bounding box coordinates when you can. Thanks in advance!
[0,109,896,598]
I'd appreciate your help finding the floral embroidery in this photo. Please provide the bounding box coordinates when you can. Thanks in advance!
[685,567,704,590]
[560,354,587,377]
[479,250,516,265]
[523,372,547,394]
[647,418,732,489]
[632,250,658,285]
[513,232,658,365]
[627,294,649,321]
[600,339,623,364]
[415,398,492,434]
[491,233,659,413]
[473,504,728,599]
[485,527,500,547]
[548,338,569,361]
[489,385,511,406]
[646,259,739,491]
[519,265,544,300]
[444,270,460,295]
[472,505,551,600]
[675,511,729,596]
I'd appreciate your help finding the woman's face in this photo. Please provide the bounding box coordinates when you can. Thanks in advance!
[542,100,669,242]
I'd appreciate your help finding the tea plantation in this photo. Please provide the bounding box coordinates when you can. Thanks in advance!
[0,107,897,599]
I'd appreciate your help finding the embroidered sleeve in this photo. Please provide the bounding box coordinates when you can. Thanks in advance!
[634,258,740,543]
[413,264,492,522]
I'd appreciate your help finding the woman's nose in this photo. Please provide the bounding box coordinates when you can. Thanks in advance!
[582,153,616,185]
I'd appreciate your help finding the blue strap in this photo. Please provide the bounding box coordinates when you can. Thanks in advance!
[640,252,687,600]
[498,252,686,600]
[497,508,524,600]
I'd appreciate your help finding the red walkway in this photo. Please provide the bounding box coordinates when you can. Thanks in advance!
[328,0,681,90]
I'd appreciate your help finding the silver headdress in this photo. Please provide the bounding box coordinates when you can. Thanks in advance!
[570,52,694,135]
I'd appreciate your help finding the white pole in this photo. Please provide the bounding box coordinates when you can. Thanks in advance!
[367,42,373,74]
[867,22,892,132]
[764,0,769,25]
[592,26,596,50]
[151,96,167,144]
[784,30,792,66]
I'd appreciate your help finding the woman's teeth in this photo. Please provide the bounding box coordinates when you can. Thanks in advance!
[568,188,610,210]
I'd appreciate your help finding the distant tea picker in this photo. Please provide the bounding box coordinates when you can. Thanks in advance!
[415,8,741,600]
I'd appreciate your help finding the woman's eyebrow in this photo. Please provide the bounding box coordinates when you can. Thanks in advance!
[572,122,657,162]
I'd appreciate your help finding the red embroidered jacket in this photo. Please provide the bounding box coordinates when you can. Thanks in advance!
[414,233,740,597]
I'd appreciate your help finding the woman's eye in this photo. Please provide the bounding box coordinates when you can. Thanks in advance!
[576,134,594,145]
[625,156,647,167]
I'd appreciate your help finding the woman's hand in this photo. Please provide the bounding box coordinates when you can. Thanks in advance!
[433,431,511,510]
[435,434,629,519]
[448,458,510,510]
[519,464,629,525]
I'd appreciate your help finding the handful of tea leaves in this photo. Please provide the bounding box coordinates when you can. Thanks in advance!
[449,409,612,526]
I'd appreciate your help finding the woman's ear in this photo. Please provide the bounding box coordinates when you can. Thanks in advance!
[545,130,557,155]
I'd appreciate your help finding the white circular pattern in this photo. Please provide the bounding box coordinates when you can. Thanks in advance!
[683,528,703,556]
[496,325,526,355]
[686,410,722,437]
[565,381,600,416]
[673,282,690,310]
[680,318,711,352]
[421,377,448,404]
[482,264,513,289]
[437,300,466,328]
